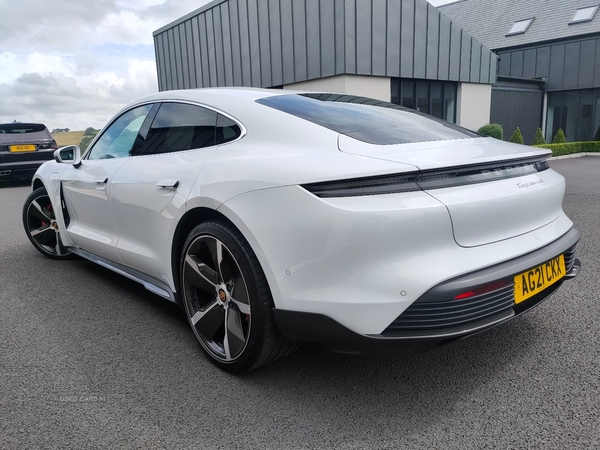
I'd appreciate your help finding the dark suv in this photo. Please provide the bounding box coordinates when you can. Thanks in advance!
[0,123,57,181]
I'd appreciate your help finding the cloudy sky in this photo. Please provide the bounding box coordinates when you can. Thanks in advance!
[0,0,211,130]
[1,0,448,131]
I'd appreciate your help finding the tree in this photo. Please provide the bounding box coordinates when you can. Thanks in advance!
[509,127,524,144]
[477,123,503,140]
[84,127,96,136]
[531,127,545,145]
[79,136,94,151]
[552,128,566,144]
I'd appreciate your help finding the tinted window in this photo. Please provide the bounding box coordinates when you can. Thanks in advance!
[0,124,47,134]
[138,103,218,155]
[215,114,242,145]
[393,80,457,122]
[256,93,478,145]
[87,105,153,160]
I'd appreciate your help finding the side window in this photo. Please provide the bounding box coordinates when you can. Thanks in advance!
[215,114,242,145]
[135,103,218,156]
[87,104,153,160]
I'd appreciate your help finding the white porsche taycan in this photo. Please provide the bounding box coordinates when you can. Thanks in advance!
[23,88,580,372]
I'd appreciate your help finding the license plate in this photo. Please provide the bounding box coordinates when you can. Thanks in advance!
[9,144,36,152]
[514,255,566,304]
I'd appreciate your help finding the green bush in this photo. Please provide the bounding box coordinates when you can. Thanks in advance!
[477,123,503,140]
[531,128,545,145]
[509,127,524,144]
[79,135,94,151]
[533,141,600,157]
[552,128,566,144]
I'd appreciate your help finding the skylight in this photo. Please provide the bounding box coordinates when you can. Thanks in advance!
[506,18,534,36]
[569,5,599,24]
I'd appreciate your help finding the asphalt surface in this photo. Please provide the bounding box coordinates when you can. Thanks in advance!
[1,157,599,449]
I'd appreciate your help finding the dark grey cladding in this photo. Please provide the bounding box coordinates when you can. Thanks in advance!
[153,0,497,91]
[496,36,600,92]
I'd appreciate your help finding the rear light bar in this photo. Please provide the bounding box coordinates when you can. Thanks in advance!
[38,141,58,150]
[302,157,549,198]
[301,172,420,198]
[418,159,548,190]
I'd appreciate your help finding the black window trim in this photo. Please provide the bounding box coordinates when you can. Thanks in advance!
[83,100,247,160]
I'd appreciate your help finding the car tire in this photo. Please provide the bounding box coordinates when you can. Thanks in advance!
[22,187,73,260]
[181,220,299,373]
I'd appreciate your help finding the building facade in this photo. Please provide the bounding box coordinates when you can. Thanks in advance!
[440,0,600,143]
[153,0,497,131]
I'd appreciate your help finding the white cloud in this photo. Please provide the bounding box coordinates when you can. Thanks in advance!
[0,58,158,130]
[99,11,159,46]
[2,52,75,83]
[0,0,209,131]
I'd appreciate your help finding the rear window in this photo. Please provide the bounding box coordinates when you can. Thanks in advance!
[0,124,47,134]
[256,93,478,145]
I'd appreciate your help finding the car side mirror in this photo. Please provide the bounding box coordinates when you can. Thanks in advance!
[54,145,82,167]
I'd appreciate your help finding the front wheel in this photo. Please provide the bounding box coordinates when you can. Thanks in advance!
[22,187,73,259]
[181,221,298,373]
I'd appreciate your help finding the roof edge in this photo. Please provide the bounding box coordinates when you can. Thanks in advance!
[493,30,600,52]
[496,75,546,85]
[153,0,228,36]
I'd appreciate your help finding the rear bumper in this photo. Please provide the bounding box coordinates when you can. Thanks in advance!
[273,229,581,355]
[0,152,54,179]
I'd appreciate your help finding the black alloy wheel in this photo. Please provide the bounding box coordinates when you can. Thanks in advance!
[23,187,72,259]
[181,221,298,373]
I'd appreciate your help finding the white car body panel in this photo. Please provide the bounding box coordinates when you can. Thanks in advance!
[338,134,565,247]
[338,134,550,169]
[218,184,573,335]
[26,87,579,346]
[60,159,127,262]
[425,169,566,247]
[110,149,216,286]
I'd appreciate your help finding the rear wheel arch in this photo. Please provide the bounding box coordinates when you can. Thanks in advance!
[173,209,300,371]
[171,207,240,299]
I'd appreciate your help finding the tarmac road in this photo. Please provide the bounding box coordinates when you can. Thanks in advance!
[1,157,598,449]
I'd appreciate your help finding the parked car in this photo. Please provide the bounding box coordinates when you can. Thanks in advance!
[22,89,581,372]
[0,122,57,181]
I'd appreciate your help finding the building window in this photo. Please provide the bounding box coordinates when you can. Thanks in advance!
[391,79,457,123]
[546,89,600,142]
[506,18,534,36]
[569,5,599,24]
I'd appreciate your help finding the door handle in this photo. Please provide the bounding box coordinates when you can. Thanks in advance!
[156,180,180,189]
[94,177,108,184]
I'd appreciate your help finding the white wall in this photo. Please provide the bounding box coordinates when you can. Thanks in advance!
[456,83,492,131]
[284,75,391,102]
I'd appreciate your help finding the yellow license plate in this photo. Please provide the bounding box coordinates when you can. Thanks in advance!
[9,144,36,152]
[514,255,566,304]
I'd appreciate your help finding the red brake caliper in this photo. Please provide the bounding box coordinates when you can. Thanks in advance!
[41,203,53,227]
